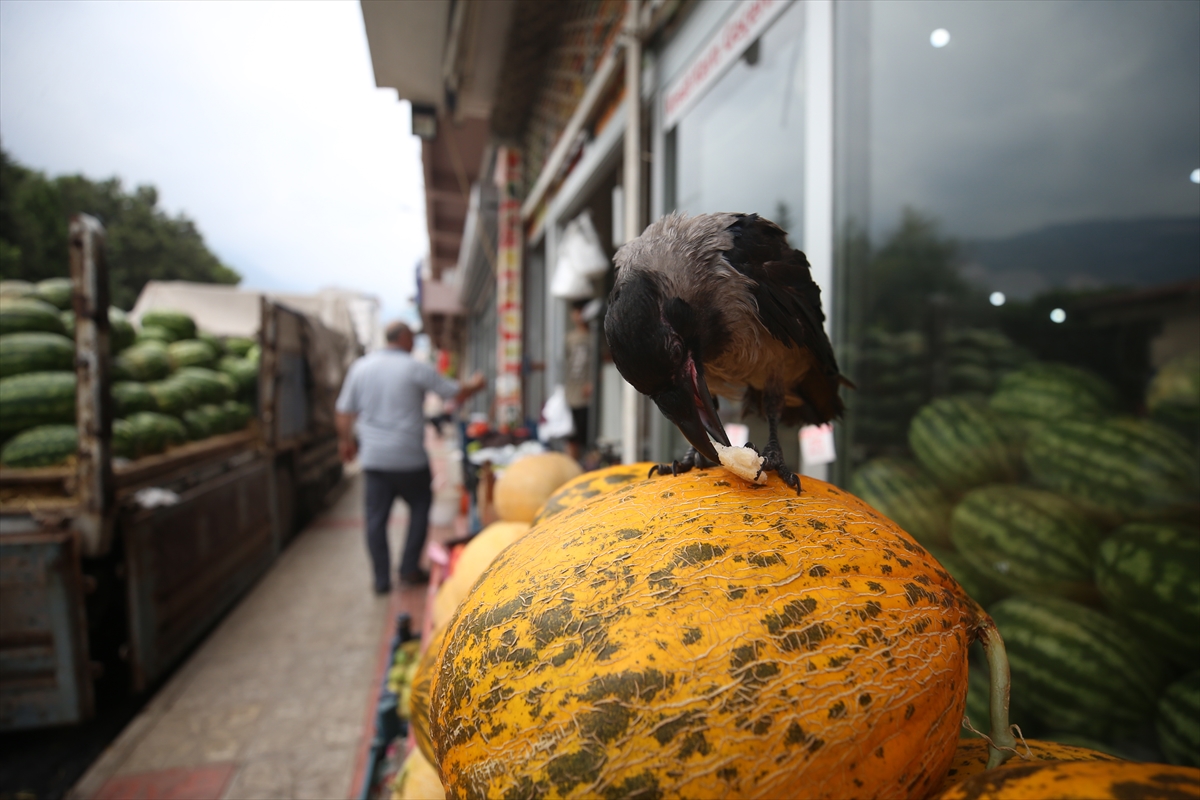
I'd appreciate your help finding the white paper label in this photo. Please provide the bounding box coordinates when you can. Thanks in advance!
[800,423,836,467]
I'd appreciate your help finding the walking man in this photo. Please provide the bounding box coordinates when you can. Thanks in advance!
[336,322,485,593]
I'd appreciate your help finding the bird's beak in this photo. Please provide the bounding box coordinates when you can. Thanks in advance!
[653,355,729,463]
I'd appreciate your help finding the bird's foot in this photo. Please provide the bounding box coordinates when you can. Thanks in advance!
[754,439,803,494]
[649,447,717,478]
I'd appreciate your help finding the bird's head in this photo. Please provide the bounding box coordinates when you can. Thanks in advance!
[604,267,729,463]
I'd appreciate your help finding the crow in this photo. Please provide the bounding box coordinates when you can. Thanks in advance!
[603,212,849,492]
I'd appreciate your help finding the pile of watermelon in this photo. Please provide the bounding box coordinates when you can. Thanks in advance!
[1,279,259,469]
[851,343,1200,766]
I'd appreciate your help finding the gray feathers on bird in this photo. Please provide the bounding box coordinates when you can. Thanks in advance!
[604,211,849,491]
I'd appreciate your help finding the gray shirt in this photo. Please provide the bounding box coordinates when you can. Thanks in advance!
[336,348,461,471]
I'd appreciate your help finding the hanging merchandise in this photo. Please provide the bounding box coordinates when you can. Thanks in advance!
[538,385,575,442]
[551,209,610,299]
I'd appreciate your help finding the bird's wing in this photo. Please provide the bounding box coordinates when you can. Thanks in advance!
[722,214,840,376]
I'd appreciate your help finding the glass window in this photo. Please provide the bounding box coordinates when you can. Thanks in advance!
[660,0,809,463]
[835,0,1199,760]
[671,0,806,234]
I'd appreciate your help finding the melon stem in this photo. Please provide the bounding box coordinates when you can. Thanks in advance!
[979,619,1018,769]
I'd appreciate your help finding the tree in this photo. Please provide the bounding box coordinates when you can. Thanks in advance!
[0,147,239,309]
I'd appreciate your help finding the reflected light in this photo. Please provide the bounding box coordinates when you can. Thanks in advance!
[930,28,951,48]
[989,291,1006,307]
[1050,308,1067,324]
[1191,168,1200,184]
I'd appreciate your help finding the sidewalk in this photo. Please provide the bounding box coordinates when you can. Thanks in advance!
[69,429,464,800]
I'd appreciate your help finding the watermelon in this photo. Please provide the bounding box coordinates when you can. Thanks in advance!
[989,595,1171,739]
[0,371,76,436]
[135,325,176,345]
[223,336,256,358]
[146,377,198,417]
[1157,671,1200,767]
[908,396,1022,492]
[0,332,75,378]
[1095,522,1200,664]
[111,381,158,416]
[0,280,36,298]
[951,486,1103,602]
[989,362,1118,430]
[222,400,253,430]
[112,418,138,460]
[1040,732,1133,760]
[928,547,1008,607]
[173,367,231,404]
[167,339,217,371]
[60,310,75,338]
[849,457,953,546]
[33,277,73,310]
[245,343,261,364]
[1025,418,1200,524]
[114,342,171,382]
[0,297,67,336]
[140,309,196,341]
[197,333,223,356]
[217,356,258,395]
[1147,353,1200,438]
[124,411,187,455]
[109,307,136,352]
[0,424,77,468]
[182,404,227,440]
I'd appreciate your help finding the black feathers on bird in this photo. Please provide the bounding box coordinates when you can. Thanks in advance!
[604,212,850,493]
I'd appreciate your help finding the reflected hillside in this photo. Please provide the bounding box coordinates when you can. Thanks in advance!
[962,217,1200,301]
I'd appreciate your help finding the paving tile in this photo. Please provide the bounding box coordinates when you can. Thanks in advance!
[220,758,294,800]
[94,763,237,800]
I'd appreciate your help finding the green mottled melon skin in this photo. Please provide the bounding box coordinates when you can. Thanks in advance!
[140,309,196,341]
[989,362,1118,431]
[928,547,1007,608]
[1,424,78,468]
[33,277,73,310]
[0,332,75,378]
[990,595,1171,740]
[908,396,1022,493]
[111,381,158,417]
[0,371,76,436]
[167,339,217,371]
[850,457,953,547]
[173,367,232,404]
[125,412,187,456]
[1095,523,1200,665]
[951,485,1103,602]
[146,378,198,417]
[115,342,171,382]
[1024,418,1200,525]
[0,297,67,336]
[223,336,256,358]
[1157,671,1200,768]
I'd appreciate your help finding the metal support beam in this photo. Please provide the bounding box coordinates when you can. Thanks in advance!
[68,215,114,557]
[621,0,642,464]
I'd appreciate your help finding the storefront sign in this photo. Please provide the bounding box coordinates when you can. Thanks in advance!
[664,0,792,129]
[494,146,524,430]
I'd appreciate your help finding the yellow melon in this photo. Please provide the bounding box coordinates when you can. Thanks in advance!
[390,746,445,800]
[429,469,997,799]
[935,737,1123,795]
[531,462,656,525]
[493,452,583,522]
[932,759,1199,800]
[431,521,531,632]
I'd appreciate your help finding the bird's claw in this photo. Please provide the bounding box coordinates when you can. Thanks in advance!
[758,440,804,495]
[649,460,687,478]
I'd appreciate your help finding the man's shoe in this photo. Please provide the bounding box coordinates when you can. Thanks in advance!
[373,584,391,596]
[399,569,430,586]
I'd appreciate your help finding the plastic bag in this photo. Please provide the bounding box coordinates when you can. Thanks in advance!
[538,385,575,442]
[551,210,611,299]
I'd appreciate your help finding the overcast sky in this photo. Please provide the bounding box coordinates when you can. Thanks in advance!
[0,0,426,322]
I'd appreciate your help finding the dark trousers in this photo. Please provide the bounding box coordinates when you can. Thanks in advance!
[364,467,433,590]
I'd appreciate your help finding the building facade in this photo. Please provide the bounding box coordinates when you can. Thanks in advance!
[362,0,1200,486]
